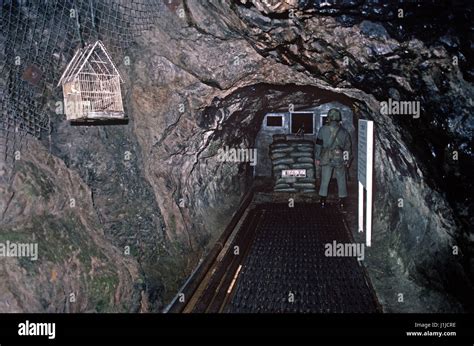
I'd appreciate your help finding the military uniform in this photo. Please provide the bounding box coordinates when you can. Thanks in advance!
[315,109,351,200]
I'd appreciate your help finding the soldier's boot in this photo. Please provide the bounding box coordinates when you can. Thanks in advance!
[338,198,346,210]
[320,197,327,208]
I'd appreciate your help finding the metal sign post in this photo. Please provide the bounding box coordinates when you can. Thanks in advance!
[358,120,374,247]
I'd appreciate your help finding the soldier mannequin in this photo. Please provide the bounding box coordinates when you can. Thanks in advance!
[315,108,352,208]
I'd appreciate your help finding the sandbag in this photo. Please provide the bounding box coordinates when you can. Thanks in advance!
[271,141,289,147]
[297,157,314,163]
[272,135,287,142]
[293,142,314,147]
[274,188,297,193]
[297,178,316,184]
[270,152,288,160]
[275,183,291,189]
[271,147,294,154]
[292,163,313,169]
[282,177,297,184]
[296,146,314,152]
[289,152,313,158]
[294,182,316,189]
[273,164,290,171]
[275,178,287,185]
[273,157,295,165]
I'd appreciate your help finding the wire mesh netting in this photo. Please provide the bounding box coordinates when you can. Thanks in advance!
[0,0,163,165]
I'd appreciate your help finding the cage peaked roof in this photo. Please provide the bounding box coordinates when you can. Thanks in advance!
[57,40,123,87]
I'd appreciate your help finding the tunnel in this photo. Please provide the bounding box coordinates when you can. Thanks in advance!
[0,0,472,316]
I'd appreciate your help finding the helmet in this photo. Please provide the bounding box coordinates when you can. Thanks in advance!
[327,108,342,122]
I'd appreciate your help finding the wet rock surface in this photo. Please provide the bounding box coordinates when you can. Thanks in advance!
[0,0,472,312]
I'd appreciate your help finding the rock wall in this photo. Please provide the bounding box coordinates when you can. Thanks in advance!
[0,140,143,312]
[0,0,472,312]
[270,137,316,193]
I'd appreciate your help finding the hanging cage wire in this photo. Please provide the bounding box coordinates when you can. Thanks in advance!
[0,0,162,166]
[58,40,125,122]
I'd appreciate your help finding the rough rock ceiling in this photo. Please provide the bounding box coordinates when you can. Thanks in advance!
[0,0,472,313]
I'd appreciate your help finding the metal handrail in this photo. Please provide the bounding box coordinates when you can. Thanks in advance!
[164,186,256,313]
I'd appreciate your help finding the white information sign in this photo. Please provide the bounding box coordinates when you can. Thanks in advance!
[282,169,306,178]
[358,120,374,247]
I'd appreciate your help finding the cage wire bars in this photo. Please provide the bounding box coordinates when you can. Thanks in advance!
[0,0,162,168]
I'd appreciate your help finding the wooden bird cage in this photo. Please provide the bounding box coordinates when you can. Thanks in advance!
[57,41,125,122]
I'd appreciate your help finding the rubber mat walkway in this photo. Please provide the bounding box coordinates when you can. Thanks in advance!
[223,203,379,313]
